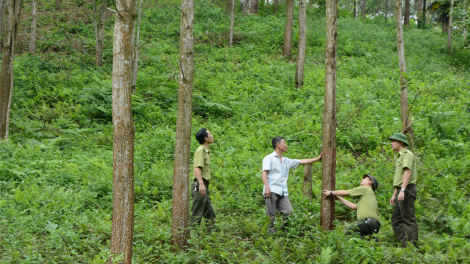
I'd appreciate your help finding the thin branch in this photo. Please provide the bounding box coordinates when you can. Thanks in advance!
[170,3,185,15]
[403,92,419,133]
[341,103,366,127]
[107,7,117,13]
[109,0,122,17]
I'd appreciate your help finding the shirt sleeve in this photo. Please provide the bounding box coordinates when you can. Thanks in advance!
[402,153,414,170]
[262,156,271,171]
[287,158,301,169]
[347,186,367,197]
[193,148,205,168]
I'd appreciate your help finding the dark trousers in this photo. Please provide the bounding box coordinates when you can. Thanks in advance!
[392,185,418,247]
[265,193,293,233]
[346,218,380,238]
[190,180,216,228]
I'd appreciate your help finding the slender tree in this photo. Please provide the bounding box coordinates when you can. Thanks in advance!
[0,0,5,41]
[385,0,388,22]
[95,1,107,66]
[361,0,367,20]
[303,164,313,200]
[354,0,357,19]
[29,0,37,54]
[108,0,137,262]
[295,0,307,88]
[283,0,294,58]
[426,2,431,24]
[321,0,337,232]
[230,0,234,47]
[404,0,410,25]
[377,1,380,16]
[55,0,60,10]
[0,0,23,140]
[242,0,258,13]
[417,0,423,26]
[395,0,412,135]
[131,0,143,93]
[273,0,278,14]
[171,0,194,250]
[447,0,454,51]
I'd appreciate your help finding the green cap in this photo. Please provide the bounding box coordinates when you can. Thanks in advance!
[363,174,379,191]
[389,133,409,146]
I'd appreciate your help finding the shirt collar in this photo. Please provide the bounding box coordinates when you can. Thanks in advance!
[398,148,407,155]
[201,145,210,153]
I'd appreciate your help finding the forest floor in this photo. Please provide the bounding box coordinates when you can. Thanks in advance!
[1,0,470,263]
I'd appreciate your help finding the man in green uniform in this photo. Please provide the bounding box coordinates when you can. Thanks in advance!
[322,174,381,238]
[190,128,216,228]
[389,133,418,247]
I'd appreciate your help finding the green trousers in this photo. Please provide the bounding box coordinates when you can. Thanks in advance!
[190,180,216,228]
[392,185,418,247]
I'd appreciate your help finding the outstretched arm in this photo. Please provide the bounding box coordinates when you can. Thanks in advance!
[322,190,350,197]
[336,196,357,210]
[299,153,322,165]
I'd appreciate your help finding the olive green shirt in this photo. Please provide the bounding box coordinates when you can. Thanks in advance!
[348,186,381,222]
[393,148,417,187]
[193,145,211,181]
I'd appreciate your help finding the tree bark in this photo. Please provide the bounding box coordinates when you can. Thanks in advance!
[377,1,380,16]
[426,3,430,24]
[230,0,234,46]
[171,0,194,250]
[395,0,411,135]
[131,0,143,93]
[361,0,366,20]
[447,0,453,51]
[0,0,23,140]
[56,0,60,11]
[417,0,423,27]
[322,0,337,232]
[303,164,313,200]
[29,0,36,54]
[242,0,258,13]
[404,0,410,26]
[295,0,307,88]
[385,0,388,22]
[283,0,293,58]
[95,3,107,66]
[354,0,357,19]
[0,0,5,41]
[108,0,137,262]
[273,0,278,14]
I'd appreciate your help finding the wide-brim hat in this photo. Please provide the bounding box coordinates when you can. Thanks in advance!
[363,174,379,191]
[389,133,409,146]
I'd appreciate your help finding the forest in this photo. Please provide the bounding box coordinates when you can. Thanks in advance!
[0,0,470,262]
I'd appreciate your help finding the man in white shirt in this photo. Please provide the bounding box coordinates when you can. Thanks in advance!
[262,136,322,233]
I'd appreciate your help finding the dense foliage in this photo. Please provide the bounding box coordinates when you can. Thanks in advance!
[1,0,470,263]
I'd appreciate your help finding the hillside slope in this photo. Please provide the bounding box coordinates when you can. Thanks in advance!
[1,0,470,263]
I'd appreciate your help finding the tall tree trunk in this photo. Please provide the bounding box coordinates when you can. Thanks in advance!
[303,164,313,200]
[354,0,357,19]
[404,0,410,26]
[377,1,380,16]
[108,0,137,262]
[464,0,467,42]
[0,0,5,41]
[361,0,367,20]
[395,0,411,135]
[155,0,158,4]
[230,0,234,46]
[295,0,307,88]
[273,0,278,14]
[171,0,194,250]
[283,0,293,58]
[242,0,258,14]
[131,0,143,93]
[426,3,430,24]
[322,0,337,232]
[447,0,453,51]
[385,0,388,22]
[417,0,423,27]
[0,0,23,140]
[29,0,36,54]
[56,0,60,11]
[95,3,107,66]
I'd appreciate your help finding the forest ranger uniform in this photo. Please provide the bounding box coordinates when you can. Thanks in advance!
[390,133,418,247]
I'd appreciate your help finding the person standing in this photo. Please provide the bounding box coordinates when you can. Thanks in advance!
[389,133,418,247]
[322,174,381,239]
[262,136,322,233]
[190,128,216,229]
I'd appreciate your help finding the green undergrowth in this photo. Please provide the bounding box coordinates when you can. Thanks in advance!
[1,0,470,263]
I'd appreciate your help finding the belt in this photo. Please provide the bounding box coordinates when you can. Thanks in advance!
[364,218,380,226]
